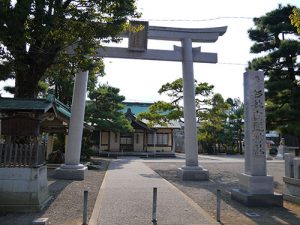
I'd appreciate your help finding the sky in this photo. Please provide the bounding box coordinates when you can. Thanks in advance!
[99,0,300,103]
[1,0,300,102]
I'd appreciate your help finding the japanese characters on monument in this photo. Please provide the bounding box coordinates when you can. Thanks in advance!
[244,71,267,175]
[250,73,266,157]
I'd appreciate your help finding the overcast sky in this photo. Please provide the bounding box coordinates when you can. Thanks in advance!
[1,0,300,103]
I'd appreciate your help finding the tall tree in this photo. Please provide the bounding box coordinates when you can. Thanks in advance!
[198,93,229,154]
[0,0,139,98]
[248,5,300,147]
[137,78,214,126]
[41,53,103,105]
[85,84,133,133]
[290,7,300,33]
[226,98,244,154]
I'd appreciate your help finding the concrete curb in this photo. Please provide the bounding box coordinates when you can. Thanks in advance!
[151,165,218,225]
[88,164,109,225]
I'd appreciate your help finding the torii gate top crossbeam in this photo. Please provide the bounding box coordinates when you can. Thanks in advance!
[146,26,227,42]
[120,25,227,42]
[96,22,227,63]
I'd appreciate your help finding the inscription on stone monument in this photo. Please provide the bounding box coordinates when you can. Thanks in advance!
[248,73,266,157]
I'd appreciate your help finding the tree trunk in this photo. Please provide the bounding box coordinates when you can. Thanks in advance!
[14,68,42,98]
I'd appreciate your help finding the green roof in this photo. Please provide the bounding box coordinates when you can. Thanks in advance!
[0,97,71,119]
[0,97,94,131]
[54,99,71,118]
[0,97,52,112]
[122,102,153,115]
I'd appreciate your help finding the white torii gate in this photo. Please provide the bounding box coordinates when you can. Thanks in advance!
[54,22,227,180]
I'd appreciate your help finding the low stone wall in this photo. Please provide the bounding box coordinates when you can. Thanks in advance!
[283,153,300,204]
[0,165,50,212]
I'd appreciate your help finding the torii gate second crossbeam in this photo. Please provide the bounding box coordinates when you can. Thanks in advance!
[54,22,227,181]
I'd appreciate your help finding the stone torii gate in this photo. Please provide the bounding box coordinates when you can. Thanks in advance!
[54,22,227,180]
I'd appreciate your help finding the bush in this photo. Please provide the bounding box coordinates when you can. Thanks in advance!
[48,150,65,164]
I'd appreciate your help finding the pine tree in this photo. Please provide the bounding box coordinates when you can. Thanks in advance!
[248,5,300,151]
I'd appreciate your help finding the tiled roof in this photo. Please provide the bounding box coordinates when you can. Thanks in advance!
[0,97,71,119]
[0,97,93,131]
[0,97,53,112]
[54,99,71,118]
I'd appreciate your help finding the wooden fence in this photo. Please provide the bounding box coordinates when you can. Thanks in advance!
[0,144,46,168]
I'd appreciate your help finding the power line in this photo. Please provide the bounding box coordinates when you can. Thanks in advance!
[136,16,254,22]
[218,62,248,66]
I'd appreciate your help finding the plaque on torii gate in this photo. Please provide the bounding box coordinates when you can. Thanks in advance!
[54,21,226,181]
[97,22,227,180]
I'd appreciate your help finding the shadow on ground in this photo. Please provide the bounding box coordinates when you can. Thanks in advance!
[146,161,300,225]
[0,158,109,225]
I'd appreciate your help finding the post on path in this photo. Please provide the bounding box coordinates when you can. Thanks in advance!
[216,189,221,222]
[152,187,158,225]
[83,190,88,225]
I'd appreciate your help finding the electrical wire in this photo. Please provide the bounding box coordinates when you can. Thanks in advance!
[135,16,254,22]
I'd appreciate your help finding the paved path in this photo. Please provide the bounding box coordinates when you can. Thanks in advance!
[89,157,217,225]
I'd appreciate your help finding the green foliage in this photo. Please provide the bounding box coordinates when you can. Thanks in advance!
[198,94,230,154]
[0,0,139,97]
[81,131,94,161]
[52,133,66,152]
[137,101,181,127]
[226,98,244,154]
[138,78,243,154]
[138,78,214,126]
[248,5,300,142]
[199,96,244,154]
[85,84,133,133]
[41,53,103,105]
[290,7,300,33]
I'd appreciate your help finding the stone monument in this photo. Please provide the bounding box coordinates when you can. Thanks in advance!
[231,71,282,206]
[266,140,273,160]
[276,138,286,160]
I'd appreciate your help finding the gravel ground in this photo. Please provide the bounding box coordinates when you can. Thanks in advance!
[146,160,300,225]
[2,157,300,225]
[0,158,110,225]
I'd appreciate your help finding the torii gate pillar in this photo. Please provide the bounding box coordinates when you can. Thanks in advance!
[176,38,209,180]
[54,71,89,180]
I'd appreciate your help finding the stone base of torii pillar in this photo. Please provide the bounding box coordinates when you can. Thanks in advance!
[177,166,209,181]
[231,71,282,206]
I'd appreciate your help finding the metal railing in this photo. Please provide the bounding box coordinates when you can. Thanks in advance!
[0,143,46,168]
